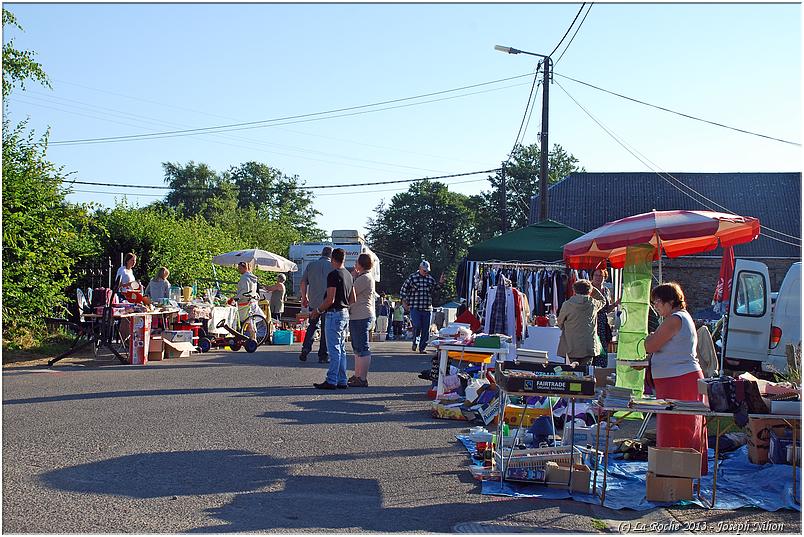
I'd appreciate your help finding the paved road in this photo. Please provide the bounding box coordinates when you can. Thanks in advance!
[2,341,800,533]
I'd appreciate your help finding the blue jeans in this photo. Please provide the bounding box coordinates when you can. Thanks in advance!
[410,308,431,352]
[301,311,327,358]
[349,317,373,357]
[324,309,349,385]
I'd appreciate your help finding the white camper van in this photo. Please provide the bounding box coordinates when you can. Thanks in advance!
[287,230,380,298]
[722,261,801,374]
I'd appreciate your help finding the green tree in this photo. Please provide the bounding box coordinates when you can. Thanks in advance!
[162,161,238,224]
[366,180,478,302]
[474,142,584,240]
[2,9,50,99]
[226,161,322,239]
[2,9,99,346]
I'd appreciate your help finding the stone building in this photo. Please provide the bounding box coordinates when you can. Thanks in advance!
[530,172,801,313]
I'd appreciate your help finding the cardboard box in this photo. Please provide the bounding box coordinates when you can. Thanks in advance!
[646,472,694,502]
[149,336,164,352]
[148,349,164,361]
[545,462,592,493]
[747,417,795,464]
[163,340,196,359]
[593,367,615,388]
[162,330,193,343]
[648,446,702,479]
[495,370,596,396]
[128,315,151,365]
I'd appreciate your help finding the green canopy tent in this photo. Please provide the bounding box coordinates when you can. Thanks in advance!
[462,220,584,311]
[467,220,584,262]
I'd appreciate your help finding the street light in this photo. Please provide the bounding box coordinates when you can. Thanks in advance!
[495,44,552,223]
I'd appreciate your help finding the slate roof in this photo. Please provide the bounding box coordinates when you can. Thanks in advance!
[529,172,801,258]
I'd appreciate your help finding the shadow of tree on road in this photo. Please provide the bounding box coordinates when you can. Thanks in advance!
[40,450,284,498]
[188,475,553,533]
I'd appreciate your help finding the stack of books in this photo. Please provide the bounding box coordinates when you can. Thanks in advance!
[630,398,673,411]
[515,349,549,364]
[670,400,711,412]
[598,386,633,408]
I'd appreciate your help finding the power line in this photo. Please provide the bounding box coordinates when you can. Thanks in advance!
[509,65,542,155]
[555,81,801,248]
[555,4,593,66]
[62,168,501,192]
[47,80,492,167]
[314,178,488,197]
[48,73,535,146]
[508,2,585,157]
[549,3,586,58]
[12,93,454,174]
[554,79,799,244]
[48,80,532,147]
[520,80,543,145]
[555,72,801,146]
[69,178,490,200]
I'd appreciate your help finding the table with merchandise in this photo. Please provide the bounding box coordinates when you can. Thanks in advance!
[595,404,801,508]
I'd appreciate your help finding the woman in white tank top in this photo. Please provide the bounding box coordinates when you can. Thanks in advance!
[645,282,708,476]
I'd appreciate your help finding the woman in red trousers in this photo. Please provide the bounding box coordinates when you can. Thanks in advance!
[645,282,708,476]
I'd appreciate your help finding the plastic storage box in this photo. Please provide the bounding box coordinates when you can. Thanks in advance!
[769,428,799,465]
[273,330,292,345]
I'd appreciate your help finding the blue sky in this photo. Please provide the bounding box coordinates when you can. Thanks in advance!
[4,2,801,236]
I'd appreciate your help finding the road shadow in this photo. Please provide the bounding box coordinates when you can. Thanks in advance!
[3,382,427,407]
[3,385,324,406]
[188,475,568,533]
[39,346,434,377]
[40,450,284,498]
[259,391,436,427]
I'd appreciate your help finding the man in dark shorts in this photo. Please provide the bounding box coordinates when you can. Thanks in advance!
[310,248,355,390]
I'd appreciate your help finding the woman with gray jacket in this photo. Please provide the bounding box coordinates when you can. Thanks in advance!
[556,279,605,366]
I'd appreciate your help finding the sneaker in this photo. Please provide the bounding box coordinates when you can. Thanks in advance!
[419,349,428,354]
[411,343,417,351]
[318,357,330,364]
[299,350,309,362]
[313,381,337,390]
[348,377,368,388]
[337,384,349,389]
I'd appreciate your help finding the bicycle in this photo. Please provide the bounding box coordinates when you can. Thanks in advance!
[197,293,268,353]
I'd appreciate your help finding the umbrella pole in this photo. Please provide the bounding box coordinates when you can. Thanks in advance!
[656,235,663,284]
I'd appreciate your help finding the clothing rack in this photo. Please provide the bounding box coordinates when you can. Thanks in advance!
[465,260,574,315]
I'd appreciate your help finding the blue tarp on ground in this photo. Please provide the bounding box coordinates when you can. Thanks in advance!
[456,435,801,511]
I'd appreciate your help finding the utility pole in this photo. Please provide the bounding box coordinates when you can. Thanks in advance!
[539,57,551,222]
[495,45,552,222]
[500,163,508,233]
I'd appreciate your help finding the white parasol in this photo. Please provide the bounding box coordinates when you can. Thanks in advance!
[212,249,298,272]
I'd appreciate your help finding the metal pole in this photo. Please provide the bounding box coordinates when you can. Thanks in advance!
[501,163,508,233]
[539,57,551,222]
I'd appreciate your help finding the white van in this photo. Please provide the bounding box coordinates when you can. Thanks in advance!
[722,260,801,374]
[287,231,380,298]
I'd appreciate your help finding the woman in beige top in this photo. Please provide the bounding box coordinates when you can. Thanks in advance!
[347,254,375,387]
